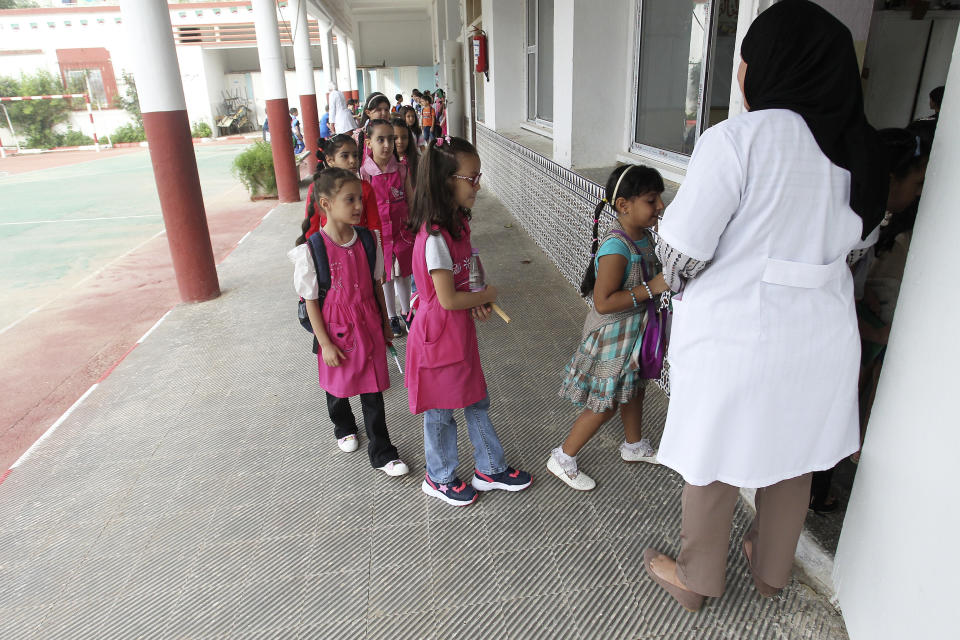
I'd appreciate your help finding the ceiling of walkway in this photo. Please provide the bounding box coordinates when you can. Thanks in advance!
[345,0,431,17]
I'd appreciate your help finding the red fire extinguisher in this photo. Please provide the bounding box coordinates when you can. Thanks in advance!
[472,28,489,81]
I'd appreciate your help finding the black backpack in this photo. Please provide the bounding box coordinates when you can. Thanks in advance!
[297,227,379,352]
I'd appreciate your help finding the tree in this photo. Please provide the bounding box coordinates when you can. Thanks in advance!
[0,70,73,149]
[114,70,142,128]
[0,1,39,8]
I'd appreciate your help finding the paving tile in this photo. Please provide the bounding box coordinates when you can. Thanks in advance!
[0,193,849,640]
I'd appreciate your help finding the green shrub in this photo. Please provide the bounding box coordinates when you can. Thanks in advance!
[232,141,276,197]
[0,70,72,149]
[110,123,146,143]
[61,126,94,146]
[191,121,213,138]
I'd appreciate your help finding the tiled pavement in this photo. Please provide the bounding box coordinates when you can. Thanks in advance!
[0,190,848,639]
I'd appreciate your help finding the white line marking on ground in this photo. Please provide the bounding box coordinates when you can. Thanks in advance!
[0,305,43,336]
[137,309,172,344]
[238,231,252,245]
[0,214,162,226]
[9,383,98,469]
[262,206,278,220]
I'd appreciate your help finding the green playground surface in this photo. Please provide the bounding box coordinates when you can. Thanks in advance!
[0,144,250,330]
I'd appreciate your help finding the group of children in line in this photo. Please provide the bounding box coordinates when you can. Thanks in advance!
[290,90,669,506]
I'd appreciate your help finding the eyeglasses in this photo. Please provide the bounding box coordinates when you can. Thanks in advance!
[452,173,482,187]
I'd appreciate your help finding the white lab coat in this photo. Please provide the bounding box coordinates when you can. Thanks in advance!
[328,89,356,135]
[656,109,862,488]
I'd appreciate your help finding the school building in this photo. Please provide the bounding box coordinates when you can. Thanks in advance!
[2,1,959,638]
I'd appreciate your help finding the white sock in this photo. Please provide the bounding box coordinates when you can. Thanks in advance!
[552,447,579,477]
[382,280,398,318]
[394,276,412,315]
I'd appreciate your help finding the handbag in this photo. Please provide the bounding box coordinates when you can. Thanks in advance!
[609,229,668,380]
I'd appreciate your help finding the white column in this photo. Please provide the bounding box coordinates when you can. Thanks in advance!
[315,20,335,91]
[833,35,960,640]
[347,40,358,94]
[121,0,187,113]
[335,29,350,93]
[291,0,315,96]
[480,0,525,131]
[252,0,287,101]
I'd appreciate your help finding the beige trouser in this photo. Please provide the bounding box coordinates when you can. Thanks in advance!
[675,473,812,597]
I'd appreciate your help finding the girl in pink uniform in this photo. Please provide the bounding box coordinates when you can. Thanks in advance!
[406,136,532,506]
[289,168,408,477]
[360,118,416,338]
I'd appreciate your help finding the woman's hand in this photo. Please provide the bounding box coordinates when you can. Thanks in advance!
[320,342,345,367]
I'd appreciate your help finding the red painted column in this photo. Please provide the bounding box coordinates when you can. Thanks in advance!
[253,0,300,203]
[300,93,320,174]
[120,0,219,303]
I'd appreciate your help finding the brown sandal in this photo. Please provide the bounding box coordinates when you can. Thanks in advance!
[643,548,705,612]
[742,539,781,597]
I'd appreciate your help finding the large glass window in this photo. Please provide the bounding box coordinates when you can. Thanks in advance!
[633,0,738,157]
[525,0,554,124]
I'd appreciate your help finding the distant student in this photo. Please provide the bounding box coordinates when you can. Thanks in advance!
[400,105,423,147]
[406,136,532,506]
[360,119,416,337]
[303,134,381,244]
[419,94,435,144]
[290,108,304,153]
[392,116,420,188]
[289,168,408,477]
[319,105,330,139]
[393,93,404,113]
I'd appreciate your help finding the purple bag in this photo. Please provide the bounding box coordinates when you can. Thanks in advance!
[610,229,667,380]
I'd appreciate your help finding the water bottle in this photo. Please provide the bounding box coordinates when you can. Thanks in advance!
[468,248,486,292]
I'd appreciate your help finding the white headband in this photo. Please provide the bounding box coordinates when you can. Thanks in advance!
[610,165,634,209]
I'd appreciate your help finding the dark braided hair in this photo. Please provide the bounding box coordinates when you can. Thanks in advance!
[579,164,665,297]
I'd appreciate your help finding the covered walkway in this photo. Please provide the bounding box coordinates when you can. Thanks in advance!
[0,189,846,639]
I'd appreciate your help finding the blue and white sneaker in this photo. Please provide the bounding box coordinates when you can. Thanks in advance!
[421,474,478,506]
[471,467,532,492]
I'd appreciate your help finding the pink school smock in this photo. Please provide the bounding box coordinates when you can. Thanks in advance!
[360,154,414,280]
[404,221,487,414]
[316,230,391,398]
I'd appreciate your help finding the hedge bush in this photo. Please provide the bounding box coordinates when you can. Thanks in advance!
[191,121,212,138]
[232,140,276,197]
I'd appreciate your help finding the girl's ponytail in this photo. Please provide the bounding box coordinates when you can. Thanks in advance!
[295,216,311,247]
[579,199,607,297]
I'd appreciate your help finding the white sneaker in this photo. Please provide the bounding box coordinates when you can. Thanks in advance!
[378,459,409,477]
[619,438,658,464]
[546,454,596,491]
[337,434,359,452]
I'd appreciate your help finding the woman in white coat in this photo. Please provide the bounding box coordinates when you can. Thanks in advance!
[643,0,888,611]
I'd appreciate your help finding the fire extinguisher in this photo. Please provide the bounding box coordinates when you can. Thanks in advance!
[472,28,489,81]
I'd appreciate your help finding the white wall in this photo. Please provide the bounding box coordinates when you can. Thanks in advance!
[833,35,960,640]
[552,0,631,168]
[480,0,524,131]
[357,16,434,67]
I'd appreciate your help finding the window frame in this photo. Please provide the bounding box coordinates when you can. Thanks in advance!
[628,0,724,164]
[524,0,553,128]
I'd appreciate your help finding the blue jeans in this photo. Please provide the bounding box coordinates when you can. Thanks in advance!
[423,395,507,484]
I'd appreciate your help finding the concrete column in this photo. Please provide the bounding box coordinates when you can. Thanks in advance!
[291,0,319,174]
[119,0,219,303]
[552,0,631,168]
[317,22,335,92]
[347,41,359,100]
[480,0,525,131]
[335,30,352,99]
[252,0,300,202]
[833,35,960,640]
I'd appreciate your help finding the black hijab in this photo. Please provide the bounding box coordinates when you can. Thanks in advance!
[741,0,887,239]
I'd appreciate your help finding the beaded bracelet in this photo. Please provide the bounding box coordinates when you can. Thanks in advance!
[641,281,653,300]
[629,290,639,308]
